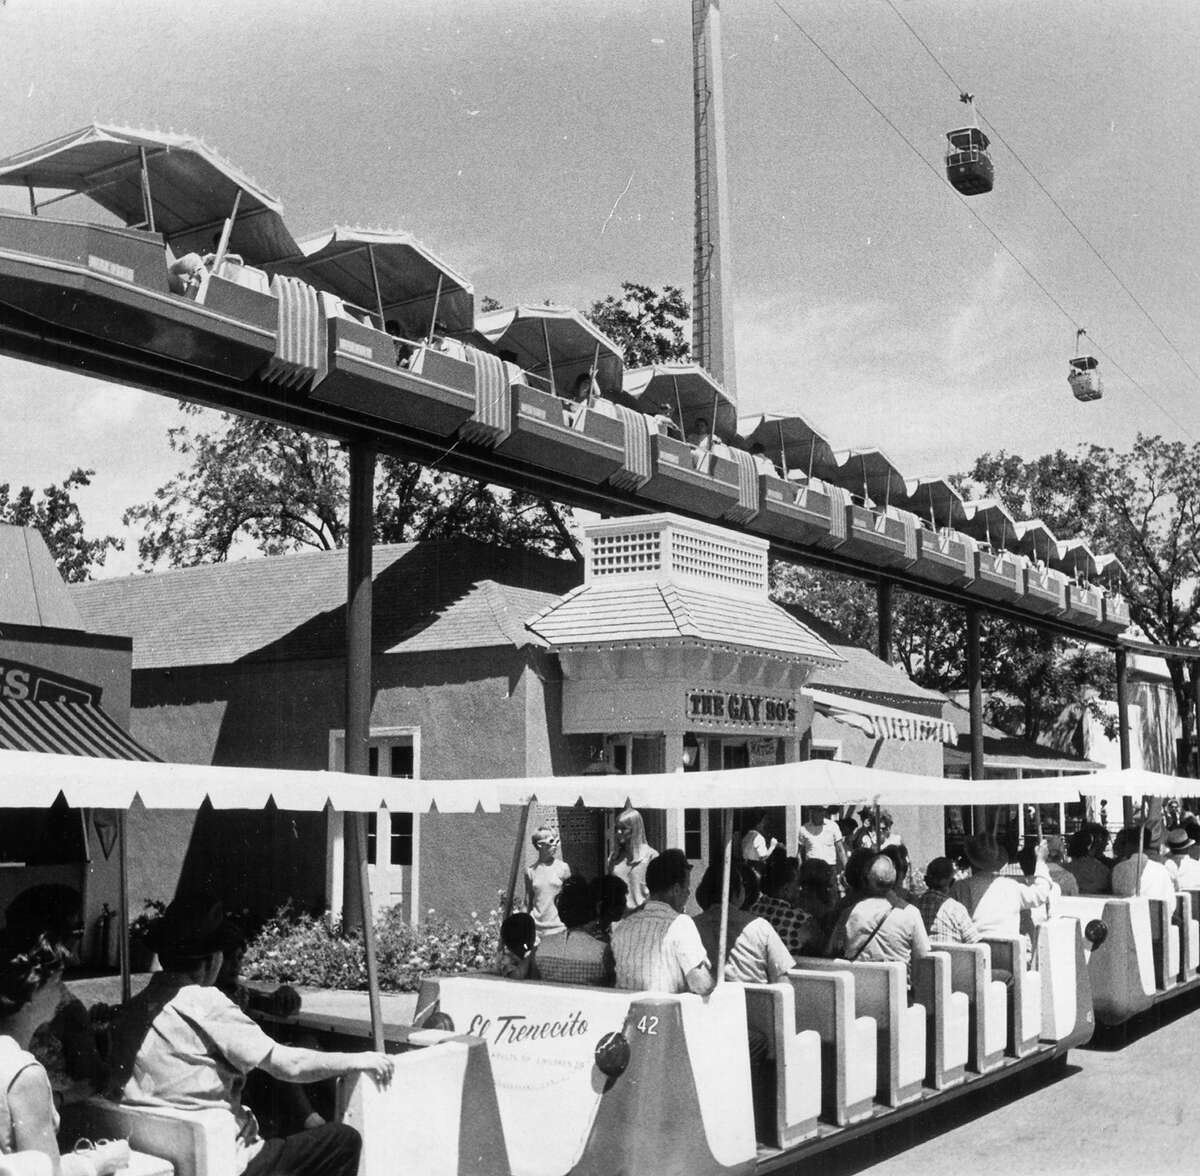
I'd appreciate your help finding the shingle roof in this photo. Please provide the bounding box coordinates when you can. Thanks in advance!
[777,600,949,711]
[527,582,842,666]
[0,525,84,630]
[71,540,580,669]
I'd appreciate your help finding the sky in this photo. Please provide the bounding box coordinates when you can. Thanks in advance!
[1,0,1198,577]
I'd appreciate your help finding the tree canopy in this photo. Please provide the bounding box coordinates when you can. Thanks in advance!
[586,282,690,367]
[0,469,121,582]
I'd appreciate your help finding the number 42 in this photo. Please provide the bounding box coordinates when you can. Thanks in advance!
[636,1015,659,1035]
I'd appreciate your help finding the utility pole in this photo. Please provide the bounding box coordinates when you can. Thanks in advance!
[692,0,737,401]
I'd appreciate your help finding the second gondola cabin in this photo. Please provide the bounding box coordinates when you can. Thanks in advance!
[1068,354,1102,402]
[945,126,993,195]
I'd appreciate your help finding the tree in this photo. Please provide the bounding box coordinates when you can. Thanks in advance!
[586,282,690,366]
[123,408,577,569]
[967,436,1200,750]
[0,469,121,582]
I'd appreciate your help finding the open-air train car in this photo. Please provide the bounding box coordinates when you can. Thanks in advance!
[12,748,1185,1176]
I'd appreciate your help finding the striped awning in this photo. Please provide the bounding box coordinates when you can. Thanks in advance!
[808,688,957,745]
[0,699,160,761]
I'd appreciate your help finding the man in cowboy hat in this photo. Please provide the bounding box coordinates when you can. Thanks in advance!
[950,832,1052,941]
[1164,827,1200,891]
[107,894,394,1176]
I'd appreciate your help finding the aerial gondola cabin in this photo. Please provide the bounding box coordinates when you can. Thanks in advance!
[1068,354,1102,402]
[945,127,993,195]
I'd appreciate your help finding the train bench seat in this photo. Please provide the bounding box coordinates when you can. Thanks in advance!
[790,959,924,1108]
[911,950,969,1090]
[59,1098,232,1176]
[743,981,822,1148]
[1036,915,1094,1044]
[1052,895,1156,1025]
[980,935,1041,1057]
[933,943,1007,1073]
[783,968,876,1125]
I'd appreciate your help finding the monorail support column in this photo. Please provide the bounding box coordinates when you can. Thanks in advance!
[1116,646,1134,827]
[877,578,892,666]
[967,606,986,832]
[343,442,384,1050]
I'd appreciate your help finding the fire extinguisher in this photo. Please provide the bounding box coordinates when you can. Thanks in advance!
[96,904,117,970]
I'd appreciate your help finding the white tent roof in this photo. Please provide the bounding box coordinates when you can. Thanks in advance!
[0,748,1126,814]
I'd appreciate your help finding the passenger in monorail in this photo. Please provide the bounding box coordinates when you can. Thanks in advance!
[611,850,714,995]
[529,877,614,987]
[0,927,128,1175]
[915,857,981,945]
[106,895,393,1176]
[692,863,794,986]
[827,857,931,984]
[651,402,682,440]
[607,808,659,913]
[748,443,779,477]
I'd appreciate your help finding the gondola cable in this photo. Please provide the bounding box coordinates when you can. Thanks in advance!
[880,0,1200,397]
[772,0,1196,442]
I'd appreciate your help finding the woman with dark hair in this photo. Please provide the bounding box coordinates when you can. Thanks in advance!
[749,852,819,954]
[0,929,127,1173]
[5,885,106,1105]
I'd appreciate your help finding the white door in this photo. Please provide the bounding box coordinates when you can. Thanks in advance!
[365,742,414,916]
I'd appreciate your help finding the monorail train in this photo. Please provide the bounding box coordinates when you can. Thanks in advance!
[0,126,1130,638]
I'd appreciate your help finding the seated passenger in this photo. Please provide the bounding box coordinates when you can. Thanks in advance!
[530,878,614,986]
[692,863,794,984]
[0,926,128,1174]
[750,851,820,955]
[611,850,713,995]
[1044,835,1079,896]
[688,417,715,467]
[5,884,107,1106]
[951,833,1051,945]
[1111,826,1175,903]
[881,844,913,903]
[107,895,391,1176]
[748,443,779,477]
[1064,827,1111,894]
[166,251,206,296]
[794,859,835,924]
[383,320,414,368]
[494,913,536,979]
[652,402,682,440]
[916,857,980,944]
[585,875,627,943]
[827,857,930,982]
[1165,827,1200,890]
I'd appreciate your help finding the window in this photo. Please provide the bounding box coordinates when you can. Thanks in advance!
[336,733,416,868]
[684,809,703,861]
[810,743,840,761]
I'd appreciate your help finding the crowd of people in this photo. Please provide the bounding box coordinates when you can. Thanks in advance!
[501,802,1200,998]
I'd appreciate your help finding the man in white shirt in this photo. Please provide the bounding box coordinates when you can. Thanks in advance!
[1111,826,1176,905]
[612,850,714,995]
[740,810,779,869]
[1164,827,1200,890]
[950,833,1051,940]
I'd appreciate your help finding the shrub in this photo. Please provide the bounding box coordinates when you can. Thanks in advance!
[240,901,503,993]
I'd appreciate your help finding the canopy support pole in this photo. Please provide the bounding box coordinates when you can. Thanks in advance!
[1134,810,1147,898]
[876,578,892,666]
[27,184,37,216]
[138,147,156,234]
[366,245,386,330]
[503,799,535,923]
[212,189,241,272]
[1116,646,1134,824]
[776,420,788,479]
[715,808,732,989]
[672,376,684,439]
[118,810,131,1004]
[967,606,985,781]
[427,274,444,343]
[541,318,557,398]
[343,442,383,1052]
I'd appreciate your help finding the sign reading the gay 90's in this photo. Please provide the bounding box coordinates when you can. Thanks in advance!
[431,977,631,1176]
[686,688,797,730]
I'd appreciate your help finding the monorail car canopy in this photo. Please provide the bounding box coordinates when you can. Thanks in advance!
[625,364,739,441]
[269,226,475,338]
[0,123,301,263]
[738,413,839,482]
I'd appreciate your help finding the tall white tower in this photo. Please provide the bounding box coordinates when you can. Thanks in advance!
[692,0,737,401]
